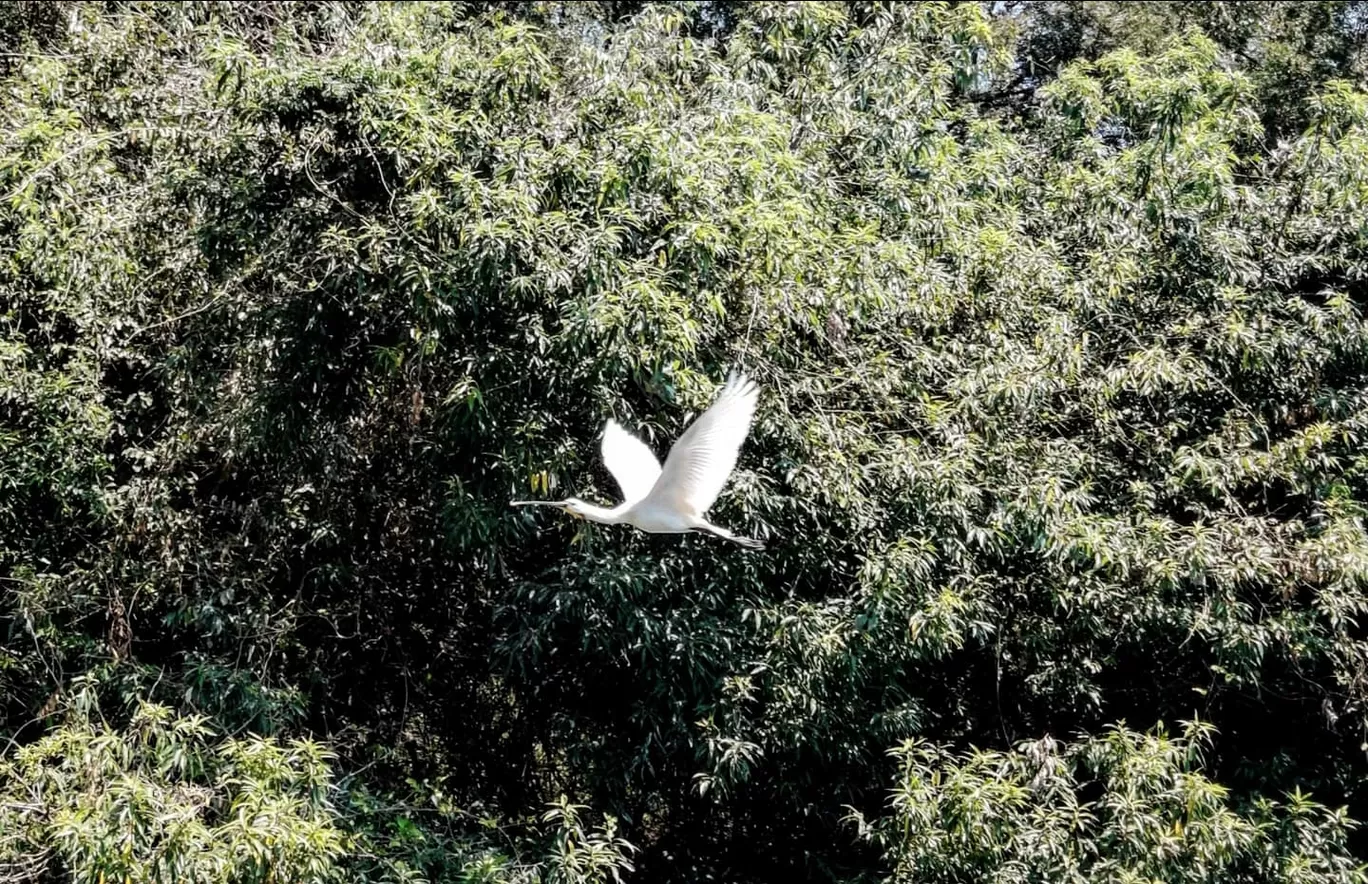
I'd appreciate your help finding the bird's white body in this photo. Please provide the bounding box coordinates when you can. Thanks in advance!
[511,372,764,550]
[623,499,698,534]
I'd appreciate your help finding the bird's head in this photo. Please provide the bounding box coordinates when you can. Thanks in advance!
[560,497,594,519]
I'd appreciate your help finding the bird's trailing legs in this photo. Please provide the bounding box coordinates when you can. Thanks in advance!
[691,522,765,550]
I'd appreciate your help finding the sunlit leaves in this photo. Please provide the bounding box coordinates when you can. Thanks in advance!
[0,698,345,884]
[860,720,1367,884]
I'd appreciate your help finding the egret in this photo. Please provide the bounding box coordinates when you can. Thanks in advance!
[510,371,765,550]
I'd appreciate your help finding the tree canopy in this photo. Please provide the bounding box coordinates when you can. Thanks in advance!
[4,2,1368,881]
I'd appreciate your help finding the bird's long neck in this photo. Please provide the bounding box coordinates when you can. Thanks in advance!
[574,501,628,524]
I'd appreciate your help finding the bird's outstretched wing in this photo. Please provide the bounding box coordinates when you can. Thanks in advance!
[647,372,759,516]
[601,419,663,504]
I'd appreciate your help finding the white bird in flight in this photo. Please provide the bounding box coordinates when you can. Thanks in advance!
[511,371,765,550]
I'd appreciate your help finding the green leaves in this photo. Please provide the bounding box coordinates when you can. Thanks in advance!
[0,696,646,884]
[5,2,1368,882]
[0,698,346,884]
[860,720,1367,884]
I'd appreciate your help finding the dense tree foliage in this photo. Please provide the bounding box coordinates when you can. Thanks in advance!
[4,1,1368,881]
[998,1,1368,138]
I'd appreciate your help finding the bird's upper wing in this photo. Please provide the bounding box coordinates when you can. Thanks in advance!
[601,419,663,504]
[647,372,760,516]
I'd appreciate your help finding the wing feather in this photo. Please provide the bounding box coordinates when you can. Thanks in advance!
[646,372,760,515]
[601,419,663,504]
